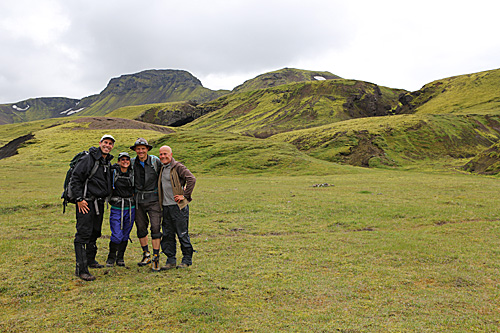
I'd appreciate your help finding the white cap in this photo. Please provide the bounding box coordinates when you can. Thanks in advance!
[100,134,115,143]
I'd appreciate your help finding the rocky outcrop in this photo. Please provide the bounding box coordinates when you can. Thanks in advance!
[343,84,397,118]
[137,101,220,127]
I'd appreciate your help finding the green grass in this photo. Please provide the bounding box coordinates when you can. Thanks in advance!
[404,68,500,115]
[1,171,500,331]
[1,120,500,331]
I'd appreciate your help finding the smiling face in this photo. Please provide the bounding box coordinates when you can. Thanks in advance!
[99,138,114,156]
[118,157,130,169]
[159,146,172,164]
[134,145,149,161]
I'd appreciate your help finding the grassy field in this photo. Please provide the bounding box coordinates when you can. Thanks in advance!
[1,121,500,331]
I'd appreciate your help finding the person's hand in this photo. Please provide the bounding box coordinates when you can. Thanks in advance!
[174,195,184,203]
[77,200,89,214]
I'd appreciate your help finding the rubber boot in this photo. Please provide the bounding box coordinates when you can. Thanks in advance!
[106,241,118,267]
[87,242,104,268]
[116,241,128,266]
[75,243,95,281]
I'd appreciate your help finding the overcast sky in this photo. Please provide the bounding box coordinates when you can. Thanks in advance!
[1,0,499,103]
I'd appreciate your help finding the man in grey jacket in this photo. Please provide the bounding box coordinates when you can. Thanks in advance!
[158,145,196,269]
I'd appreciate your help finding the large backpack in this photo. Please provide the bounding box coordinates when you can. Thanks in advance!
[61,151,99,213]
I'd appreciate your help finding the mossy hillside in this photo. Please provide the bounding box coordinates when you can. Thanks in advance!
[397,68,500,115]
[232,67,342,93]
[79,85,223,117]
[272,114,500,168]
[152,129,355,176]
[0,97,80,124]
[186,80,405,138]
[0,117,73,146]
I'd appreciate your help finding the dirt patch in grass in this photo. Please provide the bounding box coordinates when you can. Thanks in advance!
[71,117,174,134]
[0,133,35,160]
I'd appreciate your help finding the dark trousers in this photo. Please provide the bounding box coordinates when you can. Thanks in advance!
[75,199,104,245]
[74,199,105,271]
[160,205,193,265]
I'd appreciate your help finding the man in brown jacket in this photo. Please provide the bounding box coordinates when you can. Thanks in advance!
[158,145,196,269]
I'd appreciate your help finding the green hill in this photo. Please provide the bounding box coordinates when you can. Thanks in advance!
[77,69,229,116]
[185,79,406,137]
[396,68,500,114]
[271,113,500,168]
[0,97,80,125]
[232,67,342,93]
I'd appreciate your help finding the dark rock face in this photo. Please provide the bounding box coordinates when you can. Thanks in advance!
[103,69,203,96]
[137,101,220,127]
[342,85,397,118]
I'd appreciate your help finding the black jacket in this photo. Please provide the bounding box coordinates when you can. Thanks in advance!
[71,146,113,200]
[109,164,135,206]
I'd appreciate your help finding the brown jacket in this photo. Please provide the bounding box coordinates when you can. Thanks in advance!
[158,157,196,210]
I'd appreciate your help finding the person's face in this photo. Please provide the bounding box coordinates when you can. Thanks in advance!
[134,145,148,160]
[118,157,130,169]
[99,139,114,155]
[159,147,172,164]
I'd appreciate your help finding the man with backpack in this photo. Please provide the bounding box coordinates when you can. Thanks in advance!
[130,138,163,271]
[71,134,115,281]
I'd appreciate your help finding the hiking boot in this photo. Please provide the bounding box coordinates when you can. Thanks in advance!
[160,262,176,271]
[138,251,151,266]
[75,243,93,280]
[106,257,115,267]
[177,263,190,269]
[88,261,104,268]
[116,241,128,267]
[106,241,118,267]
[76,272,96,281]
[86,242,102,268]
[151,254,160,272]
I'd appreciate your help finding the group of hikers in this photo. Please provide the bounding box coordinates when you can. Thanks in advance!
[70,135,196,281]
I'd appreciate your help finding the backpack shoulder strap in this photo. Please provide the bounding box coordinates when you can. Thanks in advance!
[150,155,161,174]
[83,157,99,199]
